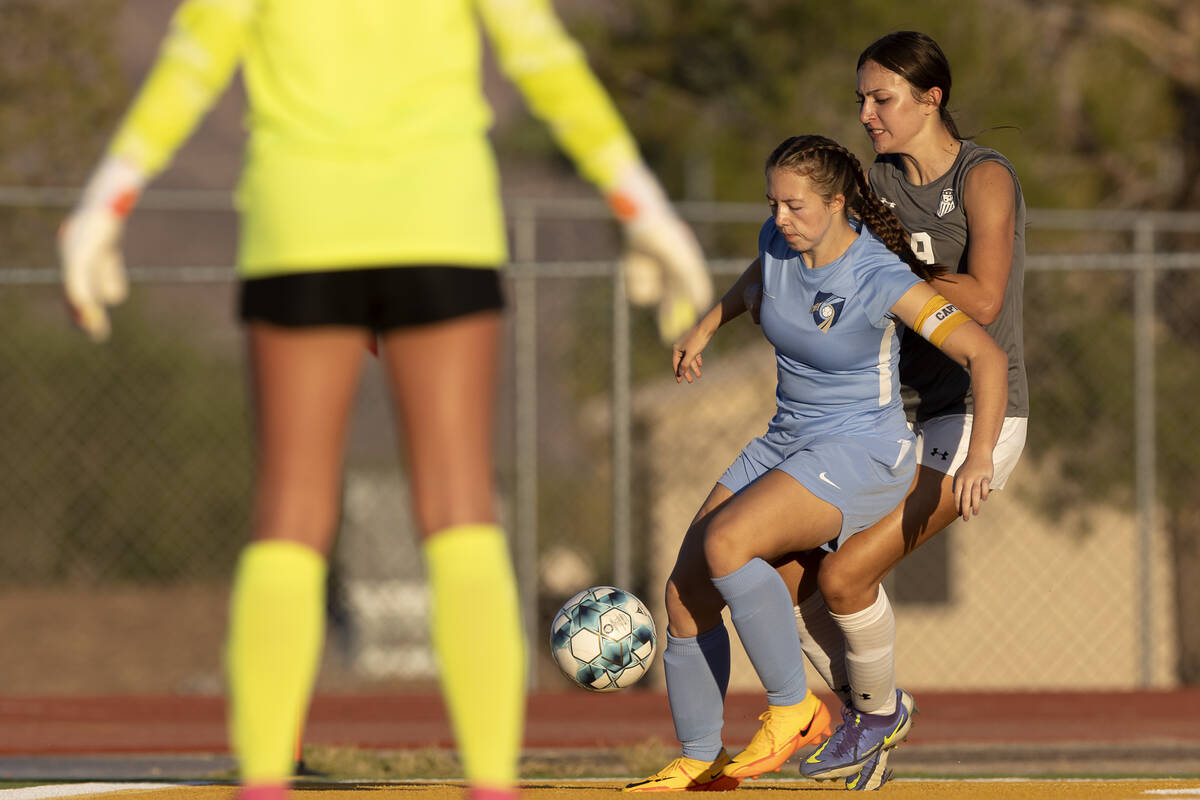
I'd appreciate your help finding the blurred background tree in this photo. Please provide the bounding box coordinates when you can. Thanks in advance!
[568,0,1186,210]
[0,0,127,259]
[0,0,252,585]
[1020,0,1200,680]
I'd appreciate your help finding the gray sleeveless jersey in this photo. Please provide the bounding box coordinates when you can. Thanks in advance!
[869,140,1029,421]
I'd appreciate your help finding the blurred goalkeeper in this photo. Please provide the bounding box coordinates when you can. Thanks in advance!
[58,2,711,800]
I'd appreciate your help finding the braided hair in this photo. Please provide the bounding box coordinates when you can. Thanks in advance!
[765,135,946,280]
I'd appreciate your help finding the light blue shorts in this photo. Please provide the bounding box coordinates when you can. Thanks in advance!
[718,432,916,552]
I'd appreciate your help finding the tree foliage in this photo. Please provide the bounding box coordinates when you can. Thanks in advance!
[0,0,127,264]
[568,0,1185,210]
[0,2,251,584]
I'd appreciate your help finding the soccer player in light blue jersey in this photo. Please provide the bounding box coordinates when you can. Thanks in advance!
[760,32,1028,792]
[625,134,1007,792]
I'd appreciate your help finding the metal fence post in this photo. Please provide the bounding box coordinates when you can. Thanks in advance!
[612,262,632,591]
[513,209,540,689]
[1133,216,1157,687]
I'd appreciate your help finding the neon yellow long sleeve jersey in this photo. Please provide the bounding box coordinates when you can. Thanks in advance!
[108,0,642,276]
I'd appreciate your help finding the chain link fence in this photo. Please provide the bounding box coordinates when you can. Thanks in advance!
[1,191,1196,695]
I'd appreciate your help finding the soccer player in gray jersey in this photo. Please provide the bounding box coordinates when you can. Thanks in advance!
[625,135,1007,793]
[763,32,1029,790]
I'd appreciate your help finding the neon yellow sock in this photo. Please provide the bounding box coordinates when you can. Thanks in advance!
[226,540,327,784]
[424,524,526,789]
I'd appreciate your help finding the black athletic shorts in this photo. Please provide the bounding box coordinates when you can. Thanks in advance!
[239,265,505,331]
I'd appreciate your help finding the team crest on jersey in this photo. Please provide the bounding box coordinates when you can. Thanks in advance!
[936,187,955,217]
[810,291,846,332]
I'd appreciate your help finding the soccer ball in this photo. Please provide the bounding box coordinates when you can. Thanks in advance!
[549,585,657,692]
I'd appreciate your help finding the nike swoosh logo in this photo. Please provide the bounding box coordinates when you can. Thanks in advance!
[818,472,841,489]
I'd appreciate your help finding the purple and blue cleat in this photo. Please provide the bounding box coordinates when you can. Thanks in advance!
[801,688,916,790]
[844,746,893,791]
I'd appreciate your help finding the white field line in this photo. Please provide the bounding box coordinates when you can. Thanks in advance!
[0,784,177,799]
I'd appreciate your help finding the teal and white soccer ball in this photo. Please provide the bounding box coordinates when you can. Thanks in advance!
[549,585,657,692]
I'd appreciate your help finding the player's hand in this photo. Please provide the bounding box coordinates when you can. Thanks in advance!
[672,319,716,384]
[58,157,144,342]
[743,282,763,325]
[608,164,713,344]
[952,452,993,521]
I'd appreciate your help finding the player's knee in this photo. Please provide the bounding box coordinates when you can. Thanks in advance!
[665,572,722,634]
[818,555,874,612]
[663,578,686,627]
[701,513,748,578]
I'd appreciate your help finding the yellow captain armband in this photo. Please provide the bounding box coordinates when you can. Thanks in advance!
[913,294,970,348]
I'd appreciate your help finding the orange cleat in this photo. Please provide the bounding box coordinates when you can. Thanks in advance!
[722,690,832,780]
[624,748,740,792]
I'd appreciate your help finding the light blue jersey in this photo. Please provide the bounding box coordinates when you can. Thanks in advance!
[758,220,921,442]
[720,220,923,546]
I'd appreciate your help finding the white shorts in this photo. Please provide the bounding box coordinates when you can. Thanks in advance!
[914,415,1027,490]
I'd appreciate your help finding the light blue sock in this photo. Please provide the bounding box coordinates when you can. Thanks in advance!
[663,625,730,761]
[712,558,808,706]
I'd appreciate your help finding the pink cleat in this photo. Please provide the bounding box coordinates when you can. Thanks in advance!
[467,787,520,800]
[235,783,289,800]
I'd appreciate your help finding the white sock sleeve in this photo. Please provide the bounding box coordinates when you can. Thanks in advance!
[830,586,897,715]
[794,591,851,706]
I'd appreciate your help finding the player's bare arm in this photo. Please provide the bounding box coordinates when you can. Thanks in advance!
[928,161,1016,325]
[673,257,763,383]
[889,281,1008,519]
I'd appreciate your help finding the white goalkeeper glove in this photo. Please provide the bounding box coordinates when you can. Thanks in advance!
[58,156,145,342]
[607,164,713,343]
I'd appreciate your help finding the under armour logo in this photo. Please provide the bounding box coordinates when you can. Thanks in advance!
[930,448,950,461]
[858,692,872,700]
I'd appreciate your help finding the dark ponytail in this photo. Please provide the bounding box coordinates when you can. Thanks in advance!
[858,31,960,140]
